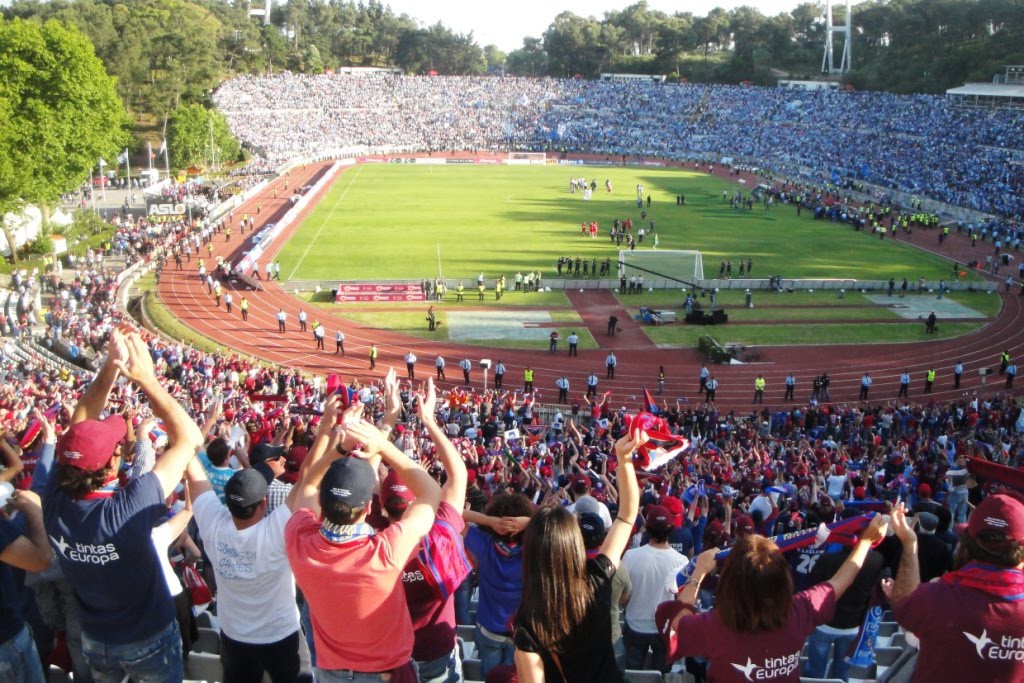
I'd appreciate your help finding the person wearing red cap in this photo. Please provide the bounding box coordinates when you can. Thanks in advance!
[42,327,205,683]
[620,503,690,672]
[890,496,1024,682]
[377,378,470,683]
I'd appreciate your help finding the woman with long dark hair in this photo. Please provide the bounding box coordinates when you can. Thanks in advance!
[512,430,646,682]
[657,516,888,683]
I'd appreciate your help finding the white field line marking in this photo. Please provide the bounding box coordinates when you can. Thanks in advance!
[287,165,364,280]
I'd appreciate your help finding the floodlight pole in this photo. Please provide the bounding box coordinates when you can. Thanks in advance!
[821,0,852,75]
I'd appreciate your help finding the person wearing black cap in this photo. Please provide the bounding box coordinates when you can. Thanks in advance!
[43,326,205,683]
[912,511,953,583]
[285,395,442,680]
[187,447,306,683]
[249,442,292,514]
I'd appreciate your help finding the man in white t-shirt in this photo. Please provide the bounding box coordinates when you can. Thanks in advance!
[404,351,417,380]
[187,459,302,681]
[826,466,849,501]
[621,505,688,672]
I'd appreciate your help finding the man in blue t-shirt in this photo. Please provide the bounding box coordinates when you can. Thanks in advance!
[0,489,52,683]
[43,328,204,683]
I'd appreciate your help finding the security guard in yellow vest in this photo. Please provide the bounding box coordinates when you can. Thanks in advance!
[456,283,464,302]
[240,297,249,321]
[754,375,765,404]
[925,369,936,393]
[1000,350,1011,374]
[524,367,534,393]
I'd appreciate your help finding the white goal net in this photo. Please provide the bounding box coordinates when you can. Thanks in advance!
[506,151,547,165]
[618,250,704,286]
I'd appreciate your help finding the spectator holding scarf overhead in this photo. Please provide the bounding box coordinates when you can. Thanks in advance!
[511,429,645,682]
[656,514,887,683]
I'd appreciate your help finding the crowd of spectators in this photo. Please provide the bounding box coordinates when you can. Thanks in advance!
[0,76,1021,683]
[1,280,1022,681]
[214,75,1024,219]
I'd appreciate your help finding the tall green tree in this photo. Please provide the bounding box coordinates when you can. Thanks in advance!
[169,103,239,169]
[506,36,548,76]
[0,16,129,259]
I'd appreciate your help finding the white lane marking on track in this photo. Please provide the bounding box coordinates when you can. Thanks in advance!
[286,165,363,280]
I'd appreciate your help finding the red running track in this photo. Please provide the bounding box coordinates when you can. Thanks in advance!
[157,158,1024,410]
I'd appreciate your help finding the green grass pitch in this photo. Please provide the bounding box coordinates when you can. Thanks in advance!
[277,164,971,284]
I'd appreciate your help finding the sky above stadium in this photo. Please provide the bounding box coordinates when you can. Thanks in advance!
[385,0,808,51]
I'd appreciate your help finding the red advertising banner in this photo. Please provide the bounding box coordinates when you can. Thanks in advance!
[335,283,424,302]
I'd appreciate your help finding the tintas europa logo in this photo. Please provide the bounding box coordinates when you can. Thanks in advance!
[964,629,1024,661]
[49,535,120,565]
[730,651,801,681]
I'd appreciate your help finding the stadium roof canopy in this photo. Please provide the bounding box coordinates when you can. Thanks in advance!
[945,82,1024,107]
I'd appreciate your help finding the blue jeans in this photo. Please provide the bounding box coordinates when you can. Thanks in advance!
[474,625,514,677]
[316,661,417,682]
[0,624,45,683]
[417,646,461,683]
[613,637,625,673]
[81,620,183,683]
[803,627,857,682]
[301,597,317,667]
[622,622,666,672]
[454,574,474,626]
[948,488,969,524]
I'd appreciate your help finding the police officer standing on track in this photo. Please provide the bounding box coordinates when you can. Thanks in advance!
[556,376,569,404]
[705,375,718,404]
[494,361,505,390]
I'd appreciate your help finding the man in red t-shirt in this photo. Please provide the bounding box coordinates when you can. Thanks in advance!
[284,395,441,680]
[377,379,470,683]
[890,494,1024,683]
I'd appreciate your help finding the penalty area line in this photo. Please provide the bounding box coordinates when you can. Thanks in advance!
[286,164,363,281]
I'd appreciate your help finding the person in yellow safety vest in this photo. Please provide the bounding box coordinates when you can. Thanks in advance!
[754,376,765,404]
[213,281,222,306]
[478,283,485,301]
[524,367,534,393]
[924,369,936,393]
[369,344,378,370]
[456,283,464,302]
[878,224,886,240]
[240,297,249,321]
[1000,350,1011,374]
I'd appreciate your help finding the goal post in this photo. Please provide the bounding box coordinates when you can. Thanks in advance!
[618,250,704,288]
[506,151,547,165]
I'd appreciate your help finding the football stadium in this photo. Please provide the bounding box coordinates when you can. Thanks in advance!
[1,2,1023,683]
